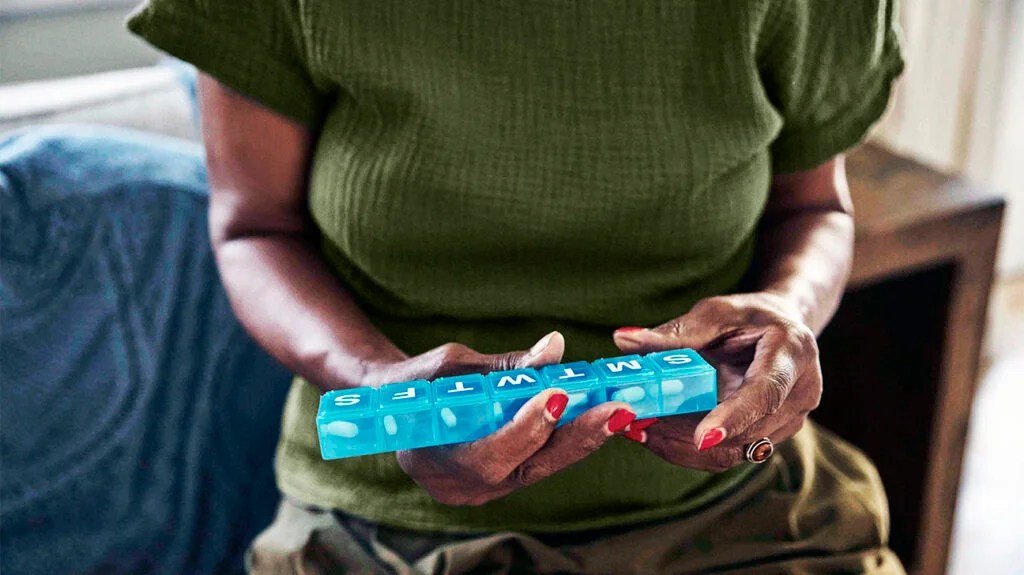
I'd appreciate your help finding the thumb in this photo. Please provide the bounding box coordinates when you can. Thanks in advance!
[519,331,566,368]
[479,331,566,373]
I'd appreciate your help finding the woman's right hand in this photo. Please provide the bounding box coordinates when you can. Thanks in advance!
[362,332,637,506]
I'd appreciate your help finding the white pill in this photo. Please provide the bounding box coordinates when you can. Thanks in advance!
[325,421,359,438]
[441,407,458,428]
[612,387,646,403]
[661,379,685,395]
[567,392,588,406]
[383,415,398,436]
[493,403,504,420]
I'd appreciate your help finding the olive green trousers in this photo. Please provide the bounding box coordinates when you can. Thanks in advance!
[247,424,905,575]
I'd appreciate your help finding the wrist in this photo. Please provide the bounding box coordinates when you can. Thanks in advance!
[320,340,408,391]
[755,287,814,328]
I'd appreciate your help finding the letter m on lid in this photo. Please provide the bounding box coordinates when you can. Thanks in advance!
[606,360,642,373]
[497,373,536,387]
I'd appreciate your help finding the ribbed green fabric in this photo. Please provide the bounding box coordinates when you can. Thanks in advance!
[128,0,902,533]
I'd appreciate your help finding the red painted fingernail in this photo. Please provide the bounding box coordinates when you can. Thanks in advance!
[624,429,647,443]
[698,427,726,451]
[614,327,646,336]
[545,394,569,420]
[630,418,658,432]
[607,409,637,433]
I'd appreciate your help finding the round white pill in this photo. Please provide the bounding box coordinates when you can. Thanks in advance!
[441,407,458,428]
[568,392,588,406]
[383,415,398,436]
[612,387,646,403]
[325,421,359,438]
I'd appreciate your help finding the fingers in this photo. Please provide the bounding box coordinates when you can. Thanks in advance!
[692,326,815,450]
[508,402,636,487]
[700,417,805,472]
[454,388,568,482]
[612,299,732,354]
[623,418,659,443]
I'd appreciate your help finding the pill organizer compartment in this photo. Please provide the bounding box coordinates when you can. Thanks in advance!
[646,349,718,413]
[377,380,437,450]
[432,374,496,444]
[539,361,604,425]
[593,355,661,417]
[317,387,380,459]
[486,368,544,426]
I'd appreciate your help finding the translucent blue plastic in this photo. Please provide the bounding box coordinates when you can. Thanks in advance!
[317,348,716,460]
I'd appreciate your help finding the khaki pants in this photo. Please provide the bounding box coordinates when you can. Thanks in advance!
[248,424,904,575]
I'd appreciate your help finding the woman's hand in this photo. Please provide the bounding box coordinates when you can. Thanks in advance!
[612,292,822,472]
[366,332,637,506]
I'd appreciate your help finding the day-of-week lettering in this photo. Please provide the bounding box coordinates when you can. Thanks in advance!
[333,393,362,407]
[447,381,474,393]
[558,368,586,379]
[391,387,417,400]
[605,360,642,373]
[497,374,536,387]
[662,354,693,365]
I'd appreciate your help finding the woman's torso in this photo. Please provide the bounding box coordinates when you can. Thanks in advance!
[277,0,783,532]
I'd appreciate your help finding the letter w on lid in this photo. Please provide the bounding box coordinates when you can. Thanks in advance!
[486,368,542,398]
[496,373,536,387]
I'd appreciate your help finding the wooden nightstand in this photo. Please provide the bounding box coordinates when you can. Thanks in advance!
[815,144,1005,575]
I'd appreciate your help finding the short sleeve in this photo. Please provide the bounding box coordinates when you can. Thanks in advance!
[126,0,329,127]
[759,0,905,173]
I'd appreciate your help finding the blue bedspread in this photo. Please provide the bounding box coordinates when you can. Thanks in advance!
[1,126,292,574]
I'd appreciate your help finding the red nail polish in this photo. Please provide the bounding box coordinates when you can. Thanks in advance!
[630,418,658,432]
[624,429,646,443]
[607,409,637,433]
[698,428,726,451]
[614,327,646,336]
[545,394,569,420]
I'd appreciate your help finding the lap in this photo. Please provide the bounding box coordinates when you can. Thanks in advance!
[248,423,904,575]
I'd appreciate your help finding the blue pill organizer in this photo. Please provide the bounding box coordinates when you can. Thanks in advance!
[317,348,717,460]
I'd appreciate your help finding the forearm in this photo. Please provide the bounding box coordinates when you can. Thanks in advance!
[198,74,405,392]
[752,211,853,334]
[214,232,407,391]
[750,158,855,335]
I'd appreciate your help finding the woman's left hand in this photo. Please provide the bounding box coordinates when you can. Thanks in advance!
[612,292,822,472]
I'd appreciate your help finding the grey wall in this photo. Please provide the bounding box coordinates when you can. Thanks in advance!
[0,4,161,84]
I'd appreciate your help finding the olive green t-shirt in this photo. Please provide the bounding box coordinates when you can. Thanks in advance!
[128,1,902,532]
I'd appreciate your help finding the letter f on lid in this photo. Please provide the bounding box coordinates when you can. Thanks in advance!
[392,387,417,400]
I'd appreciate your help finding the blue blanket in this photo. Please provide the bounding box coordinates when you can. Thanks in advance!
[1,126,291,574]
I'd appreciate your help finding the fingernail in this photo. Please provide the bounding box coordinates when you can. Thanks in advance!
[606,409,637,434]
[545,393,569,421]
[629,418,658,432]
[613,327,647,337]
[624,429,647,443]
[698,427,726,451]
[529,332,556,356]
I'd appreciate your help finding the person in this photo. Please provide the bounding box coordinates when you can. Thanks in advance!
[128,2,906,573]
